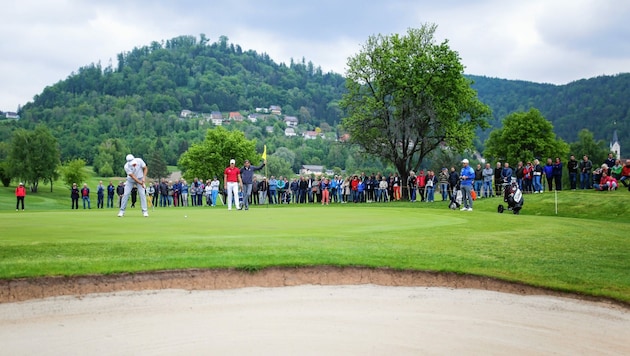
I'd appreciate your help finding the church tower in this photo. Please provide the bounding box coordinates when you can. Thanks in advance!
[610,130,620,160]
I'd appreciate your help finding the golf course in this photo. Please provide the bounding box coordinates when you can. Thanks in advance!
[1,181,629,305]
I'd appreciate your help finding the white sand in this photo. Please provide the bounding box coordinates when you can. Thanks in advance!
[0,285,628,355]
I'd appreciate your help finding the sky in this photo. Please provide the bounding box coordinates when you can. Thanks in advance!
[1,0,629,112]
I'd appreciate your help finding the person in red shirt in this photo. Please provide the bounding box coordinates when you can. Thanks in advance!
[620,159,630,190]
[224,159,243,210]
[15,182,26,211]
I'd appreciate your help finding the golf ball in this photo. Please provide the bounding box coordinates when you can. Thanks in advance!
[184,215,188,218]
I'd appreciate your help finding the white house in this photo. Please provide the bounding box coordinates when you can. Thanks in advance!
[284,116,298,127]
[284,127,297,137]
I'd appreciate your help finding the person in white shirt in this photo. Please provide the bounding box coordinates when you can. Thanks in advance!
[118,154,149,217]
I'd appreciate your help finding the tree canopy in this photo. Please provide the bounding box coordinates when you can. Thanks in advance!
[177,126,259,182]
[483,108,569,164]
[9,125,60,192]
[340,24,491,180]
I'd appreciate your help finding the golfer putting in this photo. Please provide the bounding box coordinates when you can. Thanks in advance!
[118,154,149,217]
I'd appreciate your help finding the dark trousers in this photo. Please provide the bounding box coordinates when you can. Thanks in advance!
[16,196,24,210]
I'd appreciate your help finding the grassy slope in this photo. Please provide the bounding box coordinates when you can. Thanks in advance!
[1,181,629,302]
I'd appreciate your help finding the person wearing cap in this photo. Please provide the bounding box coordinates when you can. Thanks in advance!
[459,159,475,211]
[15,182,26,211]
[224,159,242,210]
[118,154,149,217]
[240,158,265,210]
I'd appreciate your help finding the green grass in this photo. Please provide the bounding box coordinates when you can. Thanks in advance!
[1,182,629,303]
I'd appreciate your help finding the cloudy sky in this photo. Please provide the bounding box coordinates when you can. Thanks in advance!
[1,0,629,112]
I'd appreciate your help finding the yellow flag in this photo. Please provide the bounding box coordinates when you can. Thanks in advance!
[262,145,267,161]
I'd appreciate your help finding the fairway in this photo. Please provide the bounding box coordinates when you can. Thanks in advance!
[1,196,629,304]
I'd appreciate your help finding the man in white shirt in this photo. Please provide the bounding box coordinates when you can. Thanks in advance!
[118,154,149,217]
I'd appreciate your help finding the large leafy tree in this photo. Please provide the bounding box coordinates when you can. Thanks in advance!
[569,129,608,163]
[9,125,61,192]
[59,158,88,189]
[484,108,569,164]
[341,24,491,181]
[178,126,259,182]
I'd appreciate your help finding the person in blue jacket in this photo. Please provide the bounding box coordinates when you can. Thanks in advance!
[543,158,554,192]
[459,159,475,211]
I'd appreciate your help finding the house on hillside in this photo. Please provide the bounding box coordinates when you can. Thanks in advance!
[300,165,324,176]
[284,127,297,137]
[210,111,223,126]
[248,113,263,123]
[229,112,244,121]
[5,112,20,120]
[302,131,319,140]
[265,126,274,133]
[284,116,298,127]
[270,105,282,115]
[180,109,194,118]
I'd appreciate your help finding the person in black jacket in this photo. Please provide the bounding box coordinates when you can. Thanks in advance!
[116,181,125,208]
[71,183,80,209]
[567,155,579,190]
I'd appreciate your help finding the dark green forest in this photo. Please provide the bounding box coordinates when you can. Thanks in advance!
[1,34,627,174]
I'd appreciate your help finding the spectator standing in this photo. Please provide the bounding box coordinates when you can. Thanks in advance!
[180,179,189,207]
[81,183,91,209]
[544,158,554,192]
[159,179,168,207]
[116,181,125,207]
[448,167,459,199]
[579,155,593,189]
[223,159,242,211]
[482,163,494,197]
[416,170,426,202]
[408,171,417,202]
[15,182,26,211]
[493,162,503,196]
[107,181,115,208]
[474,164,483,198]
[515,161,524,191]
[71,183,80,209]
[96,181,105,208]
[425,170,437,202]
[567,155,579,190]
[604,153,616,172]
[210,176,220,206]
[501,162,513,184]
[268,176,278,204]
[523,161,533,193]
[552,157,563,191]
[438,168,449,201]
[532,159,544,193]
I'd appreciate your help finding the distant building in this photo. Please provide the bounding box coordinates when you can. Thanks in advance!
[610,130,621,159]
[5,112,19,119]
[284,116,298,127]
[284,127,297,137]
[180,109,193,118]
[210,111,223,126]
[269,105,282,115]
[229,112,244,121]
[265,126,274,133]
[300,165,324,176]
[302,131,319,140]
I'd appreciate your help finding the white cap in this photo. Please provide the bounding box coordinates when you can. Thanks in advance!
[230,159,235,164]
[462,159,469,164]
[126,154,135,162]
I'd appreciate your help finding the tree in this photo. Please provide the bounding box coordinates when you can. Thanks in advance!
[59,159,88,189]
[178,126,259,182]
[341,24,490,183]
[9,125,61,192]
[147,149,168,180]
[484,108,569,164]
[569,129,608,163]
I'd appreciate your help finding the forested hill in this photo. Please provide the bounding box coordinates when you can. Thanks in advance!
[469,74,630,152]
[6,34,630,167]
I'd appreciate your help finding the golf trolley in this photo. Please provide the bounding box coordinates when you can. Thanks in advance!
[498,180,523,214]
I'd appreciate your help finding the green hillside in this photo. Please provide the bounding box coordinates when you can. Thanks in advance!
[1,34,628,172]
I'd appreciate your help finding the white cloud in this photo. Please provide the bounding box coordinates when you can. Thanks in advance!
[1,0,629,111]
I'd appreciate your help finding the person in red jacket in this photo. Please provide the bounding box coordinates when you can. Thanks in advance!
[15,182,26,211]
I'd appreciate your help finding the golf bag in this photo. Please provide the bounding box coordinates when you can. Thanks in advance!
[498,181,523,214]
[448,182,462,210]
